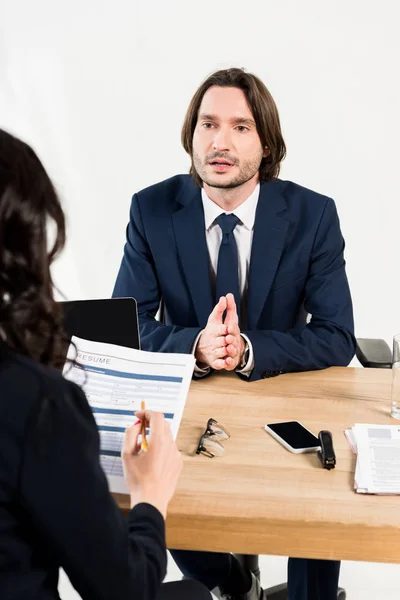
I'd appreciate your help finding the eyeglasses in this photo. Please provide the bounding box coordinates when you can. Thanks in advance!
[196,418,231,458]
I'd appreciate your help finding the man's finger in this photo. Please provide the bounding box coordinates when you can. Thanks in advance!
[224,355,238,370]
[212,358,227,370]
[225,333,240,346]
[225,343,238,357]
[214,346,228,359]
[227,323,240,336]
[224,293,238,326]
[209,296,227,324]
[214,335,228,349]
[216,324,228,336]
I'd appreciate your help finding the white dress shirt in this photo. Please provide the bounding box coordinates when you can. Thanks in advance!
[193,183,260,376]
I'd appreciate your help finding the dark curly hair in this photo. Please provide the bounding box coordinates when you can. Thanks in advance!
[0,129,67,367]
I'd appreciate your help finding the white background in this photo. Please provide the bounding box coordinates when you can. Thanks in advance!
[1,1,399,597]
[1,0,399,345]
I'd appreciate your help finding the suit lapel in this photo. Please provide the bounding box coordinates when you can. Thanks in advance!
[247,181,289,329]
[172,184,213,327]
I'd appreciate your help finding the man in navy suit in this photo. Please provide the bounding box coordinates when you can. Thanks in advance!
[113,68,355,600]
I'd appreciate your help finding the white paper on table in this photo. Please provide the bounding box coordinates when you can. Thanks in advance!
[354,456,368,494]
[63,336,195,493]
[344,429,357,454]
[352,423,400,494]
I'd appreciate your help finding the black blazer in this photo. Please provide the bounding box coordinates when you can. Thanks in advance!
[0,343,166,600]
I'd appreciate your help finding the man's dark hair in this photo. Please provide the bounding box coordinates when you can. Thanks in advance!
[181,68,286,187]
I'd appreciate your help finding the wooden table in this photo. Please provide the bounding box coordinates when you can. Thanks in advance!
[115,367,400,563]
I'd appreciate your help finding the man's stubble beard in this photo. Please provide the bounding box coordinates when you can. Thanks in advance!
[192,151,263,190]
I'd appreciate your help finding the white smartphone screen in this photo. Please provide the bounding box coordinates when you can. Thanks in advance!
[266,421,319,450]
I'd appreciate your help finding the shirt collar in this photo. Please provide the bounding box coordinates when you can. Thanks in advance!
[201,183,260,231]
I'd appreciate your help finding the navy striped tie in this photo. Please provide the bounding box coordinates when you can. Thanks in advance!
[215,213,241,321]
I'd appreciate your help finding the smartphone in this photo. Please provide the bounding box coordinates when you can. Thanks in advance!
[264,421,320,454]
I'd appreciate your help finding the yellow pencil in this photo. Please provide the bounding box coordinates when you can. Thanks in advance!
[140,400,148,452]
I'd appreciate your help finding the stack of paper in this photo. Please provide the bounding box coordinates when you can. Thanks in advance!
[345,424,400,494]
[63,336,195,493]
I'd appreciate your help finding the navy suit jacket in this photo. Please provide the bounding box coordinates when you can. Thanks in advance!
[113,175,356,382]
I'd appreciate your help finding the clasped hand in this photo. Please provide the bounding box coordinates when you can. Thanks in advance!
[195,293,245,371]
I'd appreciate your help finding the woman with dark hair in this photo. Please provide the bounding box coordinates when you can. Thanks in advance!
[0,129,210,600]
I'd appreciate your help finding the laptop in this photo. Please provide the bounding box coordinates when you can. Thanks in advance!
[59,297,140,351]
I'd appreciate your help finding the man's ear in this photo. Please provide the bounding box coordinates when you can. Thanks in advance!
[263,147,270,158]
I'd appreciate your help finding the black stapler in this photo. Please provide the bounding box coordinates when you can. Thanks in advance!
[318,430,336,470]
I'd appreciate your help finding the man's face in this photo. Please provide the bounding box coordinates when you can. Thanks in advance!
[192,86,266,189]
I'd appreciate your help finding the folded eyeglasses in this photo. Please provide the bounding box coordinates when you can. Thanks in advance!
[196,418,231,458]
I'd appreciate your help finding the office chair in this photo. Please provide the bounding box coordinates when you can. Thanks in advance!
[236,338,392,600]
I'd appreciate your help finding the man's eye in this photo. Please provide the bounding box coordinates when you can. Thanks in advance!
[202,123,214,129]
[236,126,249,132]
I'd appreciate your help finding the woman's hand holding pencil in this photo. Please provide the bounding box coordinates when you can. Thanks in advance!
[121,406,183,518]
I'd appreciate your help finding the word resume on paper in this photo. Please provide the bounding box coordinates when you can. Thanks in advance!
[63,336,195,493]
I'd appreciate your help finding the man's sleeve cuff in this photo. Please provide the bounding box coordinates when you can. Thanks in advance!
[236,334,254,377]
[191,330,211,378]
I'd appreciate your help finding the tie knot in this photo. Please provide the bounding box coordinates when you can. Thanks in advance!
[215,213,240,236]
